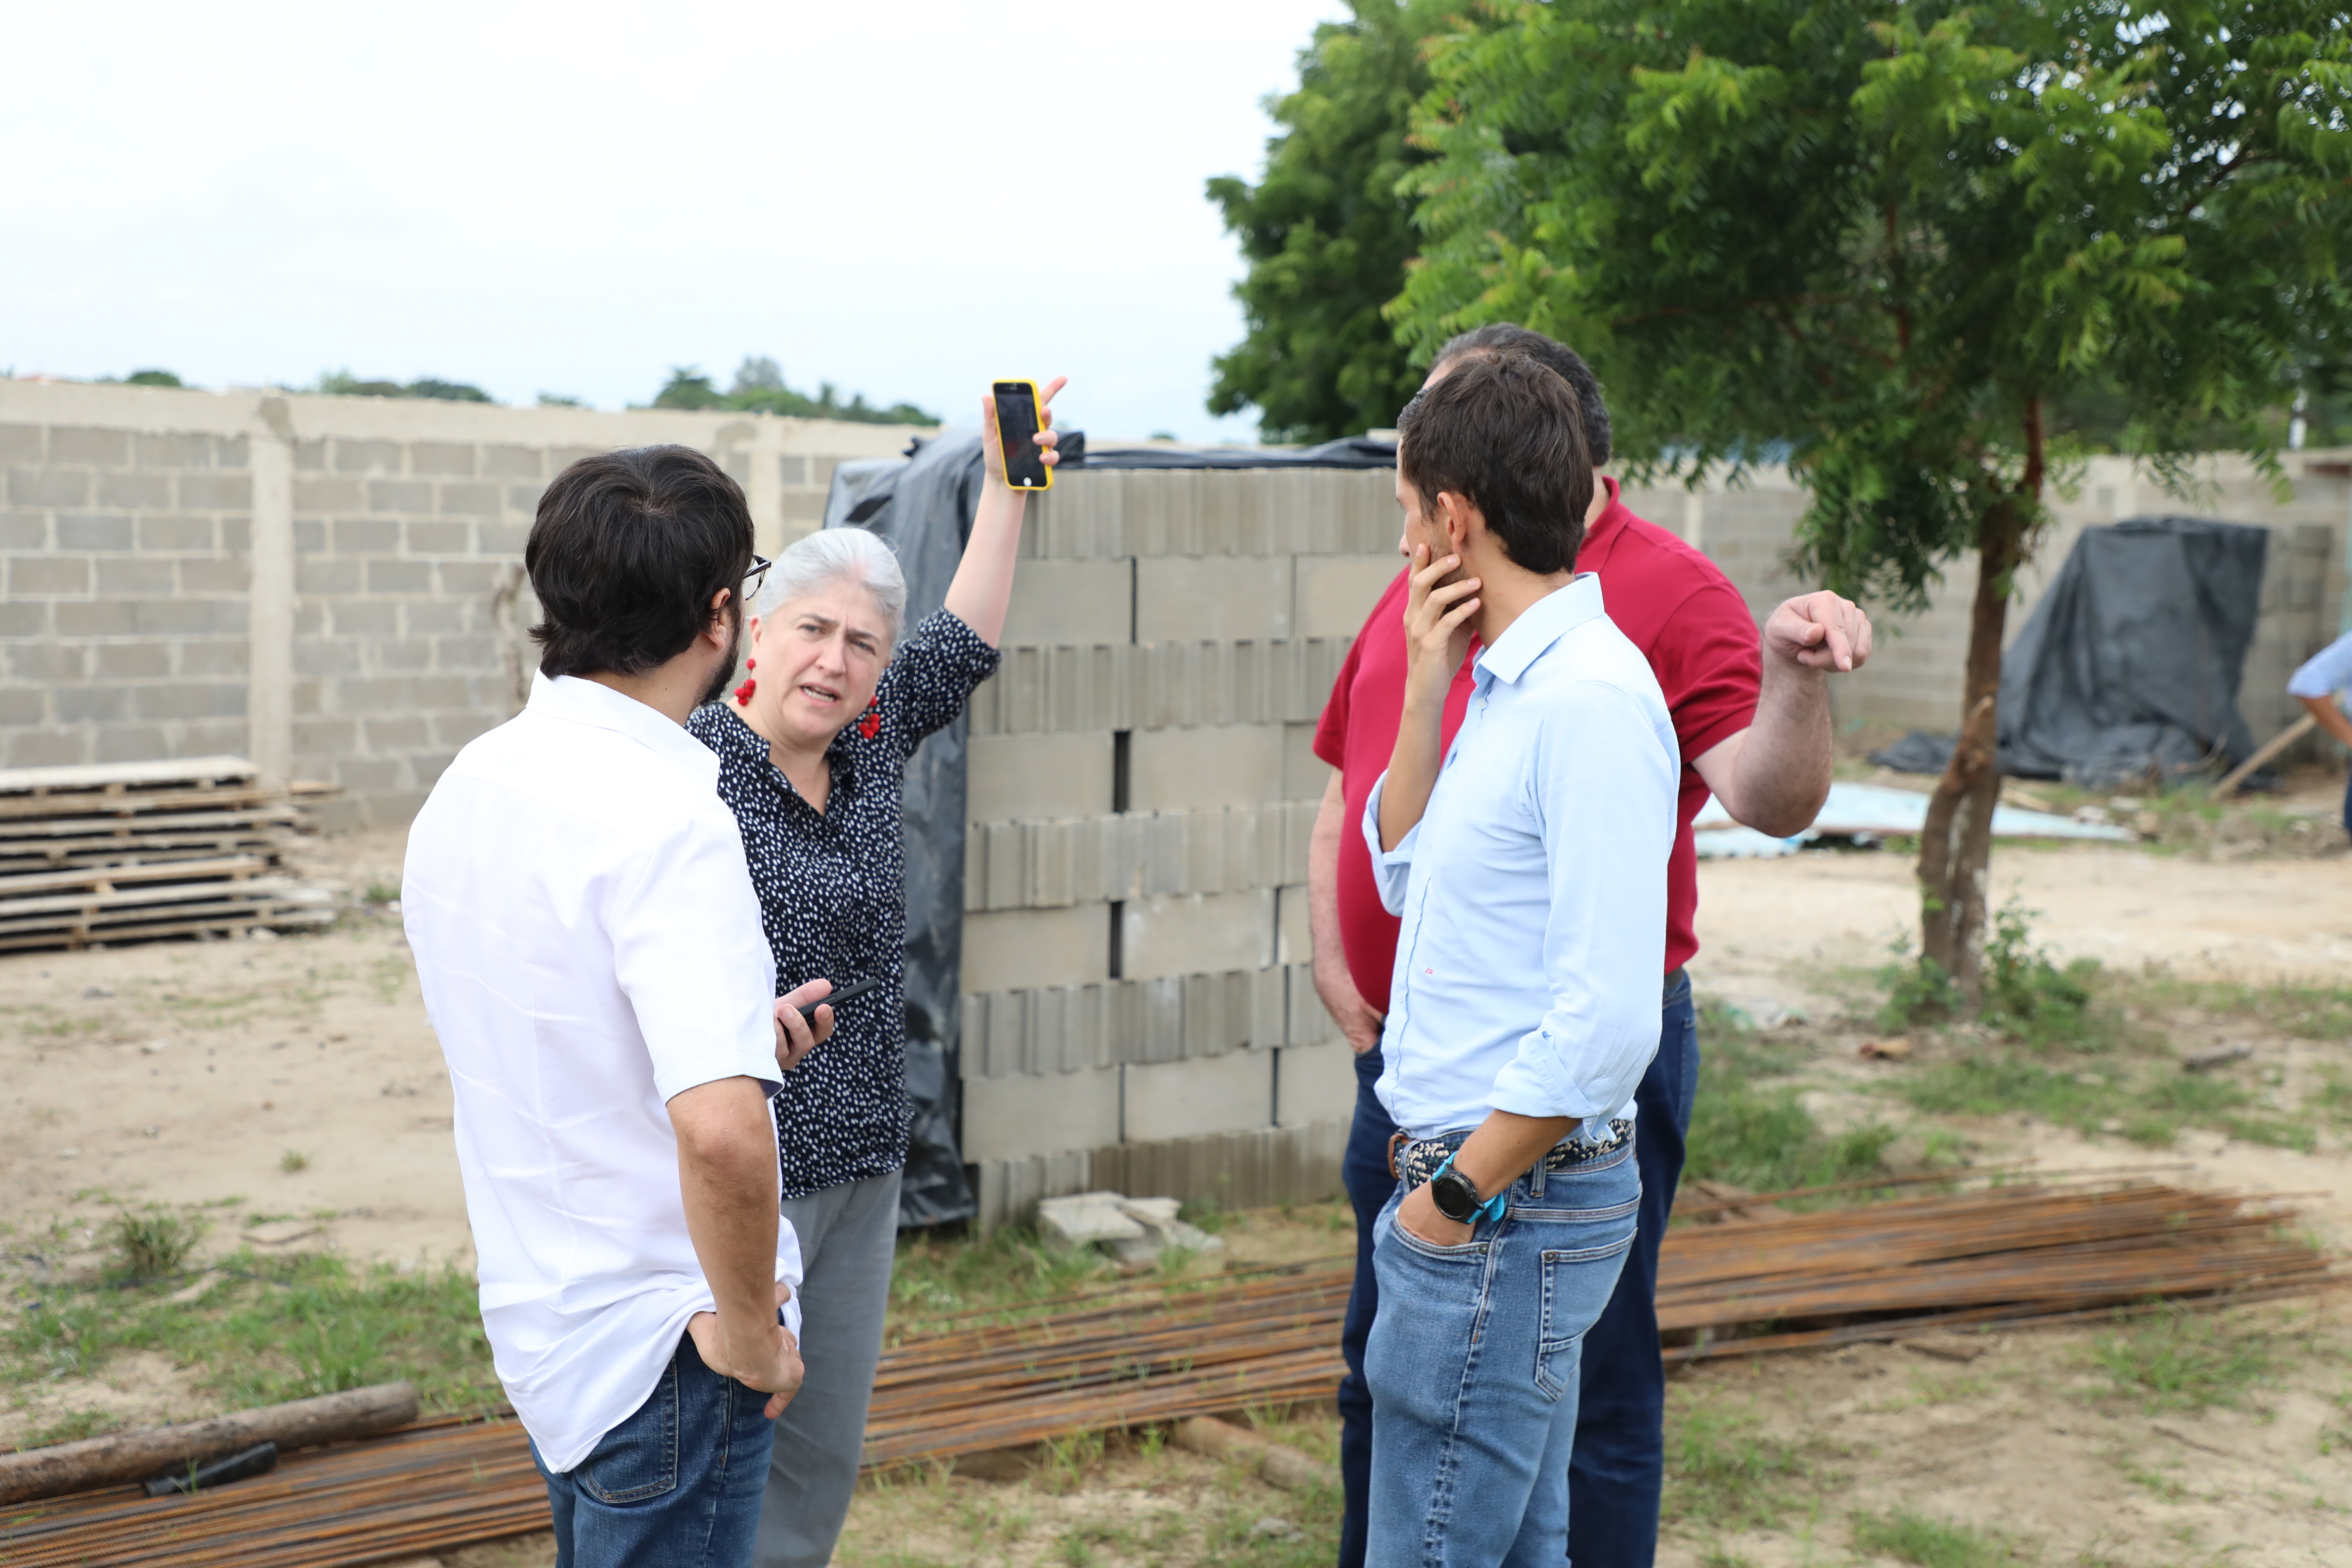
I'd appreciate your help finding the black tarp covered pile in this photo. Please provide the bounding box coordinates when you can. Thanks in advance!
[1871,517,2270,790]
[825,430,1400,1227]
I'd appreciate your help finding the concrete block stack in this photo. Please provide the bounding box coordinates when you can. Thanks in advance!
[958,465,1400,1229]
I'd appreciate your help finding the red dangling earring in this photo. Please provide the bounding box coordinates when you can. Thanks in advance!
[734,679,756,704]
[746,657,755,669]
[857,697,882,739]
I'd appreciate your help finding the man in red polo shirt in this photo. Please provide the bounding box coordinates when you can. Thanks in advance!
[1311,325,1873,1568]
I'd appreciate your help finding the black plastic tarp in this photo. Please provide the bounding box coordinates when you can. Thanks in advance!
[825,428,1403,1228]
[1870,517,2270,790]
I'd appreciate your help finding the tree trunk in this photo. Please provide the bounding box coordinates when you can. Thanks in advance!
[1917,403,2044,1009]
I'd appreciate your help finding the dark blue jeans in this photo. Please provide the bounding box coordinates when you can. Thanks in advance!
[1337,974,1700,1568]
[531,1329,778,1568]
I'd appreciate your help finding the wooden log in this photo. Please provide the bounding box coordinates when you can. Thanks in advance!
[0,1381,419,1504]
[2216,713,2318,797]
[1170,1415,1338,1491]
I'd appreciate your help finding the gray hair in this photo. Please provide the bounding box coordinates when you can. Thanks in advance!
[755,527,907,645]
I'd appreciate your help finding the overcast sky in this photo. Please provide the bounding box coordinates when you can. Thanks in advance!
[1,1,1351,442]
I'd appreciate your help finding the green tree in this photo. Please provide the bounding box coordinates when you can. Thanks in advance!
[648,358,936,425]
[1205,0,1466,442]
[1395,1,2352,1003]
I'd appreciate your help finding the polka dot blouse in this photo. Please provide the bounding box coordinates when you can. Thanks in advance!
[687,610,1001,1199]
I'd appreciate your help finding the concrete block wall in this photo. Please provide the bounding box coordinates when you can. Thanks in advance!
[1,379,922,822]
[960,465,1396,1229]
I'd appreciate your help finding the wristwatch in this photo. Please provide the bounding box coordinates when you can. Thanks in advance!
[1429,1159,1486,1225]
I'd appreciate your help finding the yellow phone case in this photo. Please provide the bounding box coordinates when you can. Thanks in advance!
[993,377,1052,492]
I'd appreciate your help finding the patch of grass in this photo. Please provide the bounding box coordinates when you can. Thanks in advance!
[20,1407,120,1446]
[1662,1394,1816,1532]
[363,881,400,906]
[279,1149,310,1174]
[2090,1307,2277,1413]
[1849,1506,2012,1567]
[103,1207,203,1282]
[4,1245,499,1415]
[886,1225,1114,1334]
[1686,1005,1897,1200]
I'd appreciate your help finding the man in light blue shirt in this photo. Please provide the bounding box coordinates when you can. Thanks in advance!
[1358,354,1677,1566]
[2288,630,2352,835]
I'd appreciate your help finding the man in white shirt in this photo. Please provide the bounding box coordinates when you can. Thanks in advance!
[2288,629,2352,836]
[405,445,838,1568]
[1360,355,1677,1567]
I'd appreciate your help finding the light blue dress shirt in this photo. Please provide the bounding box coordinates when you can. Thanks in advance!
[2288,630,2352,704]
[1362,574,1680,1142]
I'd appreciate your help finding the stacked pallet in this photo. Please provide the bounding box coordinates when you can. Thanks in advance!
[0,757,340,952]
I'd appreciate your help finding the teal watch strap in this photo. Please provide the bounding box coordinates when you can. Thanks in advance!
[1432,1153,1509,1225]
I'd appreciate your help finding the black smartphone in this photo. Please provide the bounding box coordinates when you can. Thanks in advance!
[992,379,1051,491]
[794,974,879,1024]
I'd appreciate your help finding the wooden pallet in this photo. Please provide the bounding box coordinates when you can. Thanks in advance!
[0,759,342,952]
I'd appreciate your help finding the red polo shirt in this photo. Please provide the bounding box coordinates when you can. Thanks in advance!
[1312,479,1762,1009]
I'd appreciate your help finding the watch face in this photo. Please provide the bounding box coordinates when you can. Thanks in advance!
[1432,1169,1479,1223]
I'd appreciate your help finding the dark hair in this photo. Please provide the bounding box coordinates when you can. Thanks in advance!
[526,445,753,678]
[1434,323,1611,467]
[1398,353,1592,576]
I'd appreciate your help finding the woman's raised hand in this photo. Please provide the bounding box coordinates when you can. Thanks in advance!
[1401,542,1480,715]
[979,376,1067,486]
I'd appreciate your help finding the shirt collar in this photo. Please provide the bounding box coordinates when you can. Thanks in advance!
[527,671,720,786]
[1473,573,1607,688]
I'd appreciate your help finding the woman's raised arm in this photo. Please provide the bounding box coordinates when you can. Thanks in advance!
[943,376,1065,647]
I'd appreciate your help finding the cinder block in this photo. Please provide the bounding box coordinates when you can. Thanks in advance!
[10,729,88,767]
[407,675,470,708]
[435,710,501,748]
[214,435,248,469]
[91,725,166,764]
[1090,1120,1347,1210]
[1124,1051,1272,1143]
[55,600,136,637]
[1295,554,1400,638]
[95,558,176,596]
[1002,560,1133,645]
[0,512,45,549]
[506,484,547,517]
[57,514,132,551]
[404,599,469,635]
[293,716,359,755]
[1275,1040,1358,1128]
[368,560,433,594]
[1136,557,1294,643]
[295,477,364,513]
[0,425,42,461]
[780,455,809,486]
[333,601,400,636]
[336,757,406,792]
[1119,888,1275,982]
[1275,883,1309,965]
[961,1064,1123,1162]
[293,637,363,676]
[11,469,89,507]
[56,687,129,723]
[410,442,476,476]
[48,427,130,465]
[178,558,249,594]
[0,600,48,636]
[1127,724,1287,810]
[438,561,507,594]
[293,438,327,471]
[335,440,402,473]
[407,522,470,553]
[297,559,363,596]
[10,556,90,594]
[967,732,1114,822]
[433,635,500,671]
[380,638,433,672]
[179,640,249,678]
[132,598,242,636]
[178,473,251,510]
[482,445,542,479]
[97,471,172,510]
[0,687,42,725]
[367,479,432,514]
[438,482,500,517]
[138,515,215,551]
[1282,722,1332,800]
[294,520,326,554]
[8,639,87,680]
[963,904,1108,992]
[479,522,530,554]
[332,519,400,554]
[130,682,244,721]
[365,715,434,750]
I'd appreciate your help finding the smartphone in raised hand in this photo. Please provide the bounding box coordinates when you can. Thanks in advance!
[992,379,1051,492]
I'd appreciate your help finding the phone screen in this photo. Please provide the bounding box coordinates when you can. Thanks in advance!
[992,382,1049,490]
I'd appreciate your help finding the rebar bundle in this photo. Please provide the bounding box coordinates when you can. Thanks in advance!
[1,1178,2329,1566]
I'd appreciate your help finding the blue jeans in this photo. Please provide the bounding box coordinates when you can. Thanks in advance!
[1365,1134,1641,1568]
[1336,975,1700,1568]
[531,1329,778,1568]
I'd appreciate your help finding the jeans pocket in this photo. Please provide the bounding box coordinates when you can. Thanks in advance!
[1534,1233,1634,1401]
[575,1357,680,1504]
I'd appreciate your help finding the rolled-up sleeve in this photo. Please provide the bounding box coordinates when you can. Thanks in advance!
[1486,682,1676,1123]
[1360,769,1418,916]
[2288,632,2352,700]
[610,808,783,1105]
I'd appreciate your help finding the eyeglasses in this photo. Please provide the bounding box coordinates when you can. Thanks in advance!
[741,555,772,600]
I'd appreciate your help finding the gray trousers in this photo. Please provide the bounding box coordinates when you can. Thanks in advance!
[752,1169,900,1568]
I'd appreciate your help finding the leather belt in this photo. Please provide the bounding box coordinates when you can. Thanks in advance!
[1387,1119,1634,1187]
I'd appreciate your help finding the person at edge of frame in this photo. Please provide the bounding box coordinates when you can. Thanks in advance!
[1312,326,1875,1568]
[2288,626,2352,835]
[1359,349,1674,1564]
[403,446,839,1568]
[687,381,1063,1568]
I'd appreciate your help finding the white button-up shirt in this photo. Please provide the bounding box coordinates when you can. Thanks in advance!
[403,673,801,1474]
[1364,575,1679,1140]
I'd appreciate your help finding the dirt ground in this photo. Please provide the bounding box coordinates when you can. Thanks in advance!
[5,799,2352,1564]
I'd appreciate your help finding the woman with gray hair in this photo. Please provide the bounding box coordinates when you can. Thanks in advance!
[685,380,1060,1568]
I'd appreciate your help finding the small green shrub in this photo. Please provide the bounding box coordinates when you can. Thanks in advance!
[279,1149,310,1174]
[104,1208,202,1281]
[1849,1506,2010,1568]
